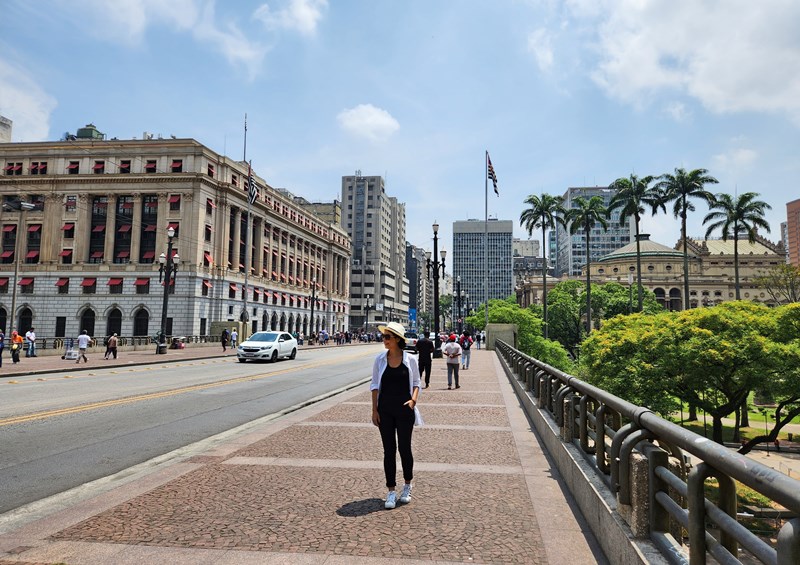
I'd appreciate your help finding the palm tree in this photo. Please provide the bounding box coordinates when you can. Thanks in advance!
[702,192,772,300]
[607,174,665,312]
[655,168,718,310]
[565,196,609,335]
[519,193,566,339]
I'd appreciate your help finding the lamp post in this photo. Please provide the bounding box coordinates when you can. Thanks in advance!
[426,222,446,358]
[157,226,178,354]
[3,201,35,332]
[455,276,463,334]
[310,276,317,344]
[363,294,372,332]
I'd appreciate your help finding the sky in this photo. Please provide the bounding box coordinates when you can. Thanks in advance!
[2,0,799,259]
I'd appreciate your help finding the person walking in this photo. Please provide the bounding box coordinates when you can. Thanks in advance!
[459,331,473,370]
[0,329,4,367]
[475,331,482,350]
[230,328,238,348]
[370,321,421,510]
[221,328,230,352]
[414,331,434,388]
[25,327,37,357]
[442,333,462,389]
[105,333,118,359]
[76,330,91,363]
[10,330,23,364]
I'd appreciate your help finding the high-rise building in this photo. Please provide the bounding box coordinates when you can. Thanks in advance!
[513,238,540,258]
[341,174,408,330]
[452,219,513,309]
[405,243,430,330]
[786,199,800,266]
[0,125,351,338]
[0,116,11,143]
[553,186,633,277]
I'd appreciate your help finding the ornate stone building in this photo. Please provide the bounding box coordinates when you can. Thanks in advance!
[0,126,350,338]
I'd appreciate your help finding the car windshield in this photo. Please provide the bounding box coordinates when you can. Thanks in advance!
[247,333,278,342]
[405,332,417,339]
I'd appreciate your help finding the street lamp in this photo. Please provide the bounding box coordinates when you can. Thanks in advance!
[157,226,178,354]
[455,275,463,334]
[310,276,316,344]
[3,201,35,332]
[426,222,446,358]
[363,293,372,331]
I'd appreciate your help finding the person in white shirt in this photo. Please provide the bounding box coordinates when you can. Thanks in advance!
[76,330,91,363]
[230,329,238,348]
[25,328,37,357]
[442,333,462,389]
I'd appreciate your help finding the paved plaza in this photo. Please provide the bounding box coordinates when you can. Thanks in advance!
[0,347,605,564]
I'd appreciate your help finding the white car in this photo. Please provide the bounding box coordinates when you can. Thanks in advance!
[404,331,418,351]
[237,331,297,363]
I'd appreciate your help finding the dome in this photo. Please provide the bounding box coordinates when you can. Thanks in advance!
[598,234,686,263]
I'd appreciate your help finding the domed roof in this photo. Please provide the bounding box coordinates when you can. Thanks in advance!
[598,234,686,262]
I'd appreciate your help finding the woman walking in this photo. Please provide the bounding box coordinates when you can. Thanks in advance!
[370,321,420,509]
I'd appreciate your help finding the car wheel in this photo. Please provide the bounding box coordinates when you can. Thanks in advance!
[290,348,297,360]
[271,350,278,362]
[238,358,247,363]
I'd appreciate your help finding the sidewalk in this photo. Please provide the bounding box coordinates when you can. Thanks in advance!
[0,348,605,565]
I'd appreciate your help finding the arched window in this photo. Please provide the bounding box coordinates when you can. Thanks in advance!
[0,307,7,333]
[79,308,96,337]
[19,307,33,334]
[133,308,149,337]
[669,288,682,312]
[270,312,278,331]
[279,313,286,331]
[288,313,295,333]
[262,312,269,332]
[106,308,123,337]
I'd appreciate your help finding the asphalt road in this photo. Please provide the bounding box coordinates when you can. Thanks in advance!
[0,345,379,514]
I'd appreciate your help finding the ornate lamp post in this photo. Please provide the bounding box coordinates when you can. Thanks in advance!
[455,275,463,334]
[426,222,446,358]
[310,276,316,344]
[157,226,178,354]
[3,201,35,332]
[363,294,372,331]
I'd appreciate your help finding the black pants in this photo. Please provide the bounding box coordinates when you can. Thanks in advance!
[418,359,431,386]
[378,396,415,488]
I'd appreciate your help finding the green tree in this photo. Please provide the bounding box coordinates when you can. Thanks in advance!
[607,174,665,312]
[519,193,566,339]
[546,280,585,357]
[564,196,609,335]
[655,168,718,310]
[439,294,453,332]
[753,263,800,304]
[702,192,771,300]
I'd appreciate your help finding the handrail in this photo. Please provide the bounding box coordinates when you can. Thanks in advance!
[496,339,800,565]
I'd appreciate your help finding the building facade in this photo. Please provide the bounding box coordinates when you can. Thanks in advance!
[452,218,513,309]
[0,128,351,339]
[786,199,800,266]
[405,242,430,330]
[553,186,633,277]
[341,173,409,330]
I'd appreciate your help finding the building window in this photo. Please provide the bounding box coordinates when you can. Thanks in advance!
[64,195,77,212]
[207,163,215,178]
[170,159,183,173]
[169,195,181,211]
[89,250,104,264]
[229,283,237,299]
[206,198,215,214]
[204,225,212,242]
[56,278,69,294]
[19,278,34,294]
[93,160,105,174]
[135,278,150,294]
[60,249,73,264]
[168,222,179,237]
[0,278,7,294]
[231,174,238,187]
[145,160,157,173]
[109,278,123,294]
[81,278,97,294]
[30,161,48,175]
[4,162,22,176]
[202,279,211,296]
[67,161,79,174]
[119,160,131,174]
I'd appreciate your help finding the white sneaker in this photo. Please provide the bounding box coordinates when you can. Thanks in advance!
[385,490,397,509]
[400,483,412,504]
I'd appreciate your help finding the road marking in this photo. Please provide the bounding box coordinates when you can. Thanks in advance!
[0,350,373,427]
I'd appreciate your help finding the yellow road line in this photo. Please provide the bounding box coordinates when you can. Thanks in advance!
[0,350,372,427]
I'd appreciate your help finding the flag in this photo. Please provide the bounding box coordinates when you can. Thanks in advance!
[487,153,499,196]
[247,162,258,205]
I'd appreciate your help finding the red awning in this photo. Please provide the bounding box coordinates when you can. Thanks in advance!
[59,249,72,257]
[0,251,12,258]
[271,271,278,277]
[18,277,34,286]
[3,164,14,171]
[2,225,16,232]
[168,195,180,203]
[119,202,133,209]
[0,277,8,286]
[204,252,213,264]
[145,162,156,169]
[229,283,239,291]
[280,273,287,280]
[142,251,155,259]
[144,202,157,208]
[61,223,74,230]
[118,224,132,233]
[134,278,150,286]
[91,251,104,258]
[80,278,96,287]
[28,224,40,232]
[144,224,156,232]
[168,223,179,230]
[206,198,216,209]
[55,278,69,286]
[119,162,130,169]
[116,250,129,258]
[26,251,39,259]
[171,161,182,168]
[92,225,105,232]
[282,293,288,299]
[202,280,212,289]
[253,288,261,296]
[66,163,79,169]
[92,162,104,170]
[107,278,123,285]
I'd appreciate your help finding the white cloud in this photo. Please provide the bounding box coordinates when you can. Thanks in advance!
[663,101,690,123]
[578,1,800,125]
[712,147,758,171]
[253,0,327,36]
[527,28,554,72]
[0,58,57,141]
[337,104,400,142]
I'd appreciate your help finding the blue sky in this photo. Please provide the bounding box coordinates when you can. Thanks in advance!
[2,0,798,257]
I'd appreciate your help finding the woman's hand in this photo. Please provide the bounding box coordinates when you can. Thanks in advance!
[403,399,416,410]
[372,408,380,426]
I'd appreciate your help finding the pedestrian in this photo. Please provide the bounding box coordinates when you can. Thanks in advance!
[414,331,434,388]
[106,333,118,359]
[221,328,230,352]
[442,333,462,389]
[10,330,23,364]
[76,329,91,363]
[230,328,238,348]
[25,327,37,357]
[0,328,4,367]
[475,331,482,350]
[370,321,421,510]
[459,331,473,370]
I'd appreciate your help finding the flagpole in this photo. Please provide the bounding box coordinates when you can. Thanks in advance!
[241,160,253,327]
[484,151,489,330]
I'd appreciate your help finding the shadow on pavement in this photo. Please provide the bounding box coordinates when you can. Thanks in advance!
[335,497,385,517]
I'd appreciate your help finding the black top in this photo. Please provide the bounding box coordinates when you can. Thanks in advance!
[380,362,411,400]
[415,337,434,362]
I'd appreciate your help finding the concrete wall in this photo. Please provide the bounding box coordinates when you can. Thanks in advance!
[485,323,516,350]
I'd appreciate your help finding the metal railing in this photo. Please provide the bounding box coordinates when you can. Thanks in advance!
[496,340,800,565]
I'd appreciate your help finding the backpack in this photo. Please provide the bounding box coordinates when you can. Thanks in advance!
[460,336,472,350]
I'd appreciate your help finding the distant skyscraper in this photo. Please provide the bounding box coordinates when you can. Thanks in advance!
[452,219,513,309]
[342,174,408,329]
[786,199,800,266]
[0,116,11,143]
[553,186,633,277]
